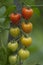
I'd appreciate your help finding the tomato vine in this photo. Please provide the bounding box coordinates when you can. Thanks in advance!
[0,0,40,65]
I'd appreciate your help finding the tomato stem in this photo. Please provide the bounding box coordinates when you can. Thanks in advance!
[19,58,23,65]
[0,26,10,31]
[27,5,43,7]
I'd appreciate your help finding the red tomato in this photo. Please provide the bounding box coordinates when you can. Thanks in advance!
[22,7,33,19]
[10,13,21,24]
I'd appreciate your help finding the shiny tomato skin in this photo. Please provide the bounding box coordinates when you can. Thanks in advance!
[10,27,20,37]
[10,13,15,21]
[9,55,17,64]
[10,13,21,24]
[8,42,18,52]
[20,36,32,47]
[18,49,30,60]
[22,7,33,19]
[21,22,33,33]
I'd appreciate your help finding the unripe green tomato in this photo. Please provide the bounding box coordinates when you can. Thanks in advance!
[18,49,30,60]
[8,42,18,52]
[9,55,17,64]
[10,27,20,37]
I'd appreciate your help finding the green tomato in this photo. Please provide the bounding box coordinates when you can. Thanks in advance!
[8,42,18,52]
[18,49,30,60]
[10,27,20,37]
[9,55,17,64]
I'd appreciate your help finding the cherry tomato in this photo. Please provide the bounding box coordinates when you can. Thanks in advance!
[8,42,18,52]
[10,27,20,37]
[9,55,17,64]
[18,49,30,60]
[20,36,32,47]
[10,13,21,24]
[21,22,33,33]
[22,7,33,19]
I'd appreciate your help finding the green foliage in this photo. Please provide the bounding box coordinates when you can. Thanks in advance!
[5,5,16,16]
[0,41,7,65]
[0,0,14,7]
[0,18,5,24]
[0,6,6,17]
[35,0,43,15]
[0,0,16,65]
[19,0,35,5]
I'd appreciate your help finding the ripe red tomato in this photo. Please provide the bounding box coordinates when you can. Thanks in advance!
[22,7,33,19]
[21,22,33,33]
[10,13,21,24]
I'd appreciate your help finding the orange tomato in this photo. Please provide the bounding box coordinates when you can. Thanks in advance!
[21,22,33,33]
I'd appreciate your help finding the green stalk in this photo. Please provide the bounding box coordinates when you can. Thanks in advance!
[0,0,14,65]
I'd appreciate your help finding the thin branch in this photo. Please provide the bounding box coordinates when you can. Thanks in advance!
[0,26,10,30]
[27,5,43,7]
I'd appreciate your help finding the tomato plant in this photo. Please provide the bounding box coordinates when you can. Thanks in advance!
[1,0,42,65]
[0,0,43,65]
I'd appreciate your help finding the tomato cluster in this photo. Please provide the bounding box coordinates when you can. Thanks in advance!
[8,7,33,65]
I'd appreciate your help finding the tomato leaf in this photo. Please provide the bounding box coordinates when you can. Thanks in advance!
[0,18,5,24]
[0,6,6,17]
[5,5,16,16]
